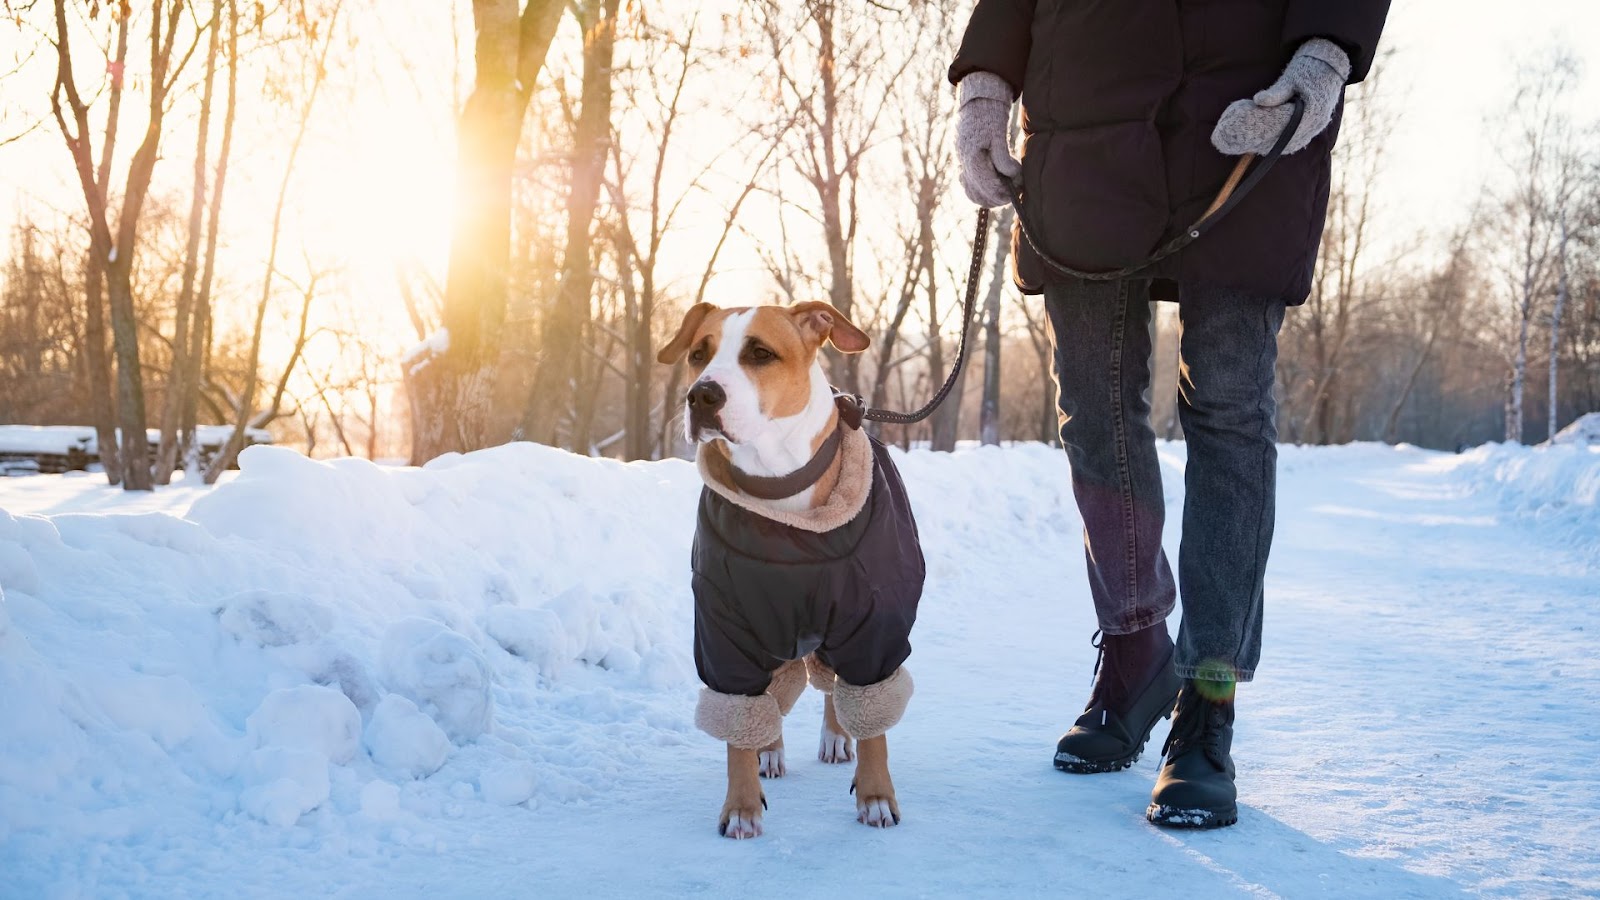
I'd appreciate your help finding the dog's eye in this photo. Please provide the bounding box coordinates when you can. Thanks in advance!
[747,346,775,363]
[689,348,707,364]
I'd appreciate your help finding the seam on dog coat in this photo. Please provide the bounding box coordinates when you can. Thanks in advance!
[691,435,925,698]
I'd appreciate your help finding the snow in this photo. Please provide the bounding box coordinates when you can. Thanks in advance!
[0,424,272,459]
[402,328,451,374]
[1550,411,1600,447]
[1,437,1597,896]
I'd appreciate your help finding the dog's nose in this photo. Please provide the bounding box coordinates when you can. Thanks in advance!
[687,380,726,413]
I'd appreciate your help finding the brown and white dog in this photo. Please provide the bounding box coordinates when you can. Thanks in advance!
[658,301,924,839]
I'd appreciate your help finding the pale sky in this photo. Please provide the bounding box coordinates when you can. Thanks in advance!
[1,0,1598,334]
[1377,0,1600,243]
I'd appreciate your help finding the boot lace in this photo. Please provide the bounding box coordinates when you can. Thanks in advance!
[1160,687,1229,770]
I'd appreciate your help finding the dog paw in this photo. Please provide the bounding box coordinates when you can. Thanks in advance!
[856,795,900,828]
[759,746,786,779]
[719,808,764,840]
[818,726,854,764]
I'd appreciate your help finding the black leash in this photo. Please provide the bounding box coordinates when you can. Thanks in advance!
[849,98,1305,426]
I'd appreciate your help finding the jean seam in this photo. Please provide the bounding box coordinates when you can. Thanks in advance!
[1108,281,1139,623]
[1234,300,1275,676]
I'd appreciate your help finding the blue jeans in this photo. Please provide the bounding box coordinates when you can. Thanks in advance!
[1043,278,1286,683]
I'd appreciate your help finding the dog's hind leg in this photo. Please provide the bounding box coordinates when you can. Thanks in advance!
[819,694,854,763]
[805,655,854,763]
[759,659,807,778]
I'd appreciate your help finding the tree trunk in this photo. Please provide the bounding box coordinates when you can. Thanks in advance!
[979,206,1012,446]
[1547,214,1569,442]
[409,0,564,463]
[206,2,342,483]
[84,10,130,486]
[183,0,240,476]
[521,0,619,450]
[156,0,223,484]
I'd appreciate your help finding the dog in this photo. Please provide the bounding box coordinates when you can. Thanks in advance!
[657,300,925,839]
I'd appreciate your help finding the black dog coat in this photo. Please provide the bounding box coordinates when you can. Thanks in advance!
[691,434,925,696]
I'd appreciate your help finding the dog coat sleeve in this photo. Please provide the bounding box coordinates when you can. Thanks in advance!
[692,573,780,697]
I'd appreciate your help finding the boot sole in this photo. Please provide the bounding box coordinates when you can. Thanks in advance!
[1052,701,1177,775]
[1145,803,1239,829]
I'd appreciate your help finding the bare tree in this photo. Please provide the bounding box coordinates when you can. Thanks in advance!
[1492,51,1582,444]
[407,0,565,463]
[520,0,620,450]
[154,0,224,484]
[206,2,343,481]
[751,0,917,397]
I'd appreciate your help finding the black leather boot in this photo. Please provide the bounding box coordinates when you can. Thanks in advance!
[1147,679,1238,828]
[1053,624,1182,774]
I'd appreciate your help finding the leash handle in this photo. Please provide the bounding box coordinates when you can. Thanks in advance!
[852,96,1305,426]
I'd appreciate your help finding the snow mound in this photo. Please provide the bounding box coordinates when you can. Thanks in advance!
[247,685,363,764]
[365,694,451,779]
[219,590,333,647]
[379,617,494,742]
[1550,411,1600,446]
[240,747,331,827]
[1450,441,1600,563]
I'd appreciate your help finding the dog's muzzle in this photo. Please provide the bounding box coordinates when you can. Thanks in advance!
[686,379,727,442]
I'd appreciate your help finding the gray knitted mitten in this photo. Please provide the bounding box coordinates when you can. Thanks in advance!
[956,72,1020,208]
[1212,38,1352,156]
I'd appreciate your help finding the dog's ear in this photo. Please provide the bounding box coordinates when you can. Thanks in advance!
[790,301,870,354]
[657,303,717,365]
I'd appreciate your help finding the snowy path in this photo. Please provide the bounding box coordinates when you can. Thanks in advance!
[1,441,1596,898]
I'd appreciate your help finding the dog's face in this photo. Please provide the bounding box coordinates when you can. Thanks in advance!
[657,302,869,446]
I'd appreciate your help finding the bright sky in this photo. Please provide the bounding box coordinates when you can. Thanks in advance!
[0,0,1597,357]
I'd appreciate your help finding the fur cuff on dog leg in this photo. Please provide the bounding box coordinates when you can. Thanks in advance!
[805,654,838,693]
[832,668,913,741]
[696,689,783,749]
[768,659,807,716]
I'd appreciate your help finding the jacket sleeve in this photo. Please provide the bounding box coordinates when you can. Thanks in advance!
[946,0,1037,95]
[1283,0,1393,84]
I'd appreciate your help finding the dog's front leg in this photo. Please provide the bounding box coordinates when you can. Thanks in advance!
[852,735,899,827]
[721,745,766,839]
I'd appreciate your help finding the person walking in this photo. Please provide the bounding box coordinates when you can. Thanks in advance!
[948,1,1391,828]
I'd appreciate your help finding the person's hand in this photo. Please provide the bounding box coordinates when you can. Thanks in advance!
[1212,38,1351,156]
[956,72,1020,208]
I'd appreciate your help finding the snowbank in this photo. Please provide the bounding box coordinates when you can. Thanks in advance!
[0,441,703,887]
[1449,440,1600,564]
[2,437,1596,895]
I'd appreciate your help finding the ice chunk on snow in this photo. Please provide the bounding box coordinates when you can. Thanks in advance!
[359,779,402,821]
[482,606,567,677]
[239,747,330,827]
[379,618,493,742]
[217,590,332,647]
[246,685,362,764]
[479,760,537,807]
[365,694,451,779]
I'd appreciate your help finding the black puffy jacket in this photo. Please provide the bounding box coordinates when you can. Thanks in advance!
[949,0,1391,303]
[692,437,925,696]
